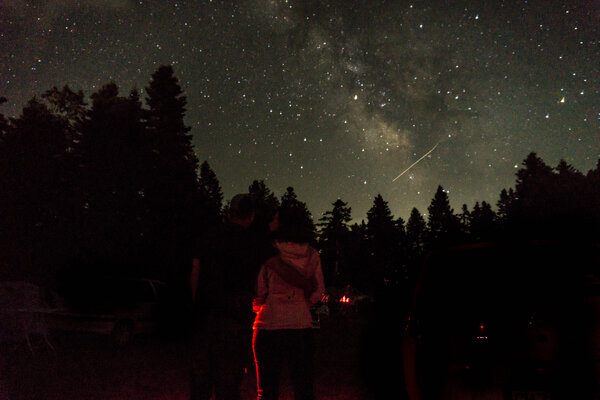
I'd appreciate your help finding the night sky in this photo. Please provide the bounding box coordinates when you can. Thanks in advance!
[2,0,599,222]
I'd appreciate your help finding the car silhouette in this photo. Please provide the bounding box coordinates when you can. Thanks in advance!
[48,278,167,345]
[403,241,600,399]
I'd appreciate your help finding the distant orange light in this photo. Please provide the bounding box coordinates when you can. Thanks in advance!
[339,295,350,303]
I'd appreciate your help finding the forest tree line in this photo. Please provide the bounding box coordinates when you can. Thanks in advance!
[1,65,600,296]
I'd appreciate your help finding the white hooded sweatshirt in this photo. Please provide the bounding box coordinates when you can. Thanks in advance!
[253,242,325,330]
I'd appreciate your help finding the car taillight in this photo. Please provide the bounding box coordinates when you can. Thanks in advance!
[474,321,488,340]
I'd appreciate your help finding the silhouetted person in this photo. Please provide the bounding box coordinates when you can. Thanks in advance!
[190,194,312,400]
[252,206,325,400]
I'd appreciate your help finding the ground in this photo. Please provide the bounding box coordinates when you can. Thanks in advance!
[2,313,387,400]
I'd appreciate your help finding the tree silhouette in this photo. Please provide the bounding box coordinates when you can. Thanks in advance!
[78,83,154,270]
[279,186,316,243]
[198,160,224,227]
[514,152,553,227]
[554,159,586,218]
[248,180,280,236]
[145,65,199,176]
[42,85,87,129]
[427,185,459,247]
[585,160,600,236]
[143,66,201,274]
[496,188,516,225]
[406,207,427,256]
[0,96,8,136]
[0,98,71,280]
[318,198,352,285]
[366,194,398,289]
[469,201,496,242]
[6,65,600,298]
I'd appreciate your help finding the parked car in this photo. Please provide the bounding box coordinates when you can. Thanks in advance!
[0,281,55,351]
[403,241,600,400]
[48,278,167,345]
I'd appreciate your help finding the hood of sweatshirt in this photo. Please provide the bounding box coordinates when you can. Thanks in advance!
[274,241,317,276]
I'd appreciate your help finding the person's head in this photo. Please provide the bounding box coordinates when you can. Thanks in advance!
[228,193,255,228]
[270,205,313,243]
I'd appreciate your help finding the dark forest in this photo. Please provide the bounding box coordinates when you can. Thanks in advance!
[1,65,600,301]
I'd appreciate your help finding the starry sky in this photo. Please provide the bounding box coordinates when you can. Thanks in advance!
[1,0,599,222]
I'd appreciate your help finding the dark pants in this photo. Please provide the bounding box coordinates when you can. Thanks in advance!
[190,326,252,400]
[252,329,315,400]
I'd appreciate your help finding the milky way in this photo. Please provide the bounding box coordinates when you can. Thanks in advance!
[1,0,599,221]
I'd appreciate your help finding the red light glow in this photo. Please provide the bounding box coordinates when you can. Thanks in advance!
[339,295,351,303]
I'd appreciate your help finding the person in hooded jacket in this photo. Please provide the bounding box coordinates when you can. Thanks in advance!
[190,194,313,400]
[252,205,326,400]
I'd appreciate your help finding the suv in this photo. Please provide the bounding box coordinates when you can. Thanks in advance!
[403,241,599,399]
[49,278,166,345]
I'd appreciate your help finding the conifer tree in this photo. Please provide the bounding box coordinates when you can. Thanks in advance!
[366,194,398,288]
[0,96,8,135]
[406,207,427,256]
[279,186,316,242]
[427,185,459,247]
[318,199,352,284]
[144,66,200,268]
[198,160,223,226]
[0,98,71,279]
[470,201,496,241]
[145,65,197,172]
[496,188,516,223]
[586,160,600,225]
[458,204,471,235]
[79,83,152,265]
[248,180,280,235]
[514,152,553,221]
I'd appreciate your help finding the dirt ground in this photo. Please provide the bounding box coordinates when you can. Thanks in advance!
[2,313,392,400]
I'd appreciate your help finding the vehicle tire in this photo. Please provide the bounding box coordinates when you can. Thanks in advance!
[112,320,134,346]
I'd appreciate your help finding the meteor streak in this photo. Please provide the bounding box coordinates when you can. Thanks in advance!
[392,142,440,182]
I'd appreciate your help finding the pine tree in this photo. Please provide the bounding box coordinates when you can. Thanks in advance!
[366,195,395,239]
[280,186,299,208]
[79,83,153,265]
[427,185,459,247]
[42,85,87,129]
[585,160,600,238]
[470,201,496,241]
[406,207,427,256]
[555,159,585,214]
[514,152,553,221]
[0,96,8,136]
[318,199,352,245]
[459,204,471,237]
[0,98,71,279]
[366,194,398,289]
[318,199,352,284]
[144,66,200,271]
[279,186,316,242]
[496,188,516,223]
[145,65,198,173]
[248,180,280,235]
[198,160,223,226]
